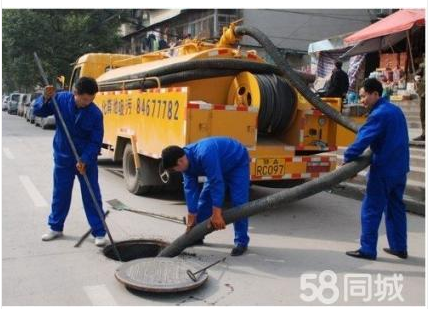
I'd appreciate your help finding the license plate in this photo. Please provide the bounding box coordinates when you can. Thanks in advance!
[255,158,285,177]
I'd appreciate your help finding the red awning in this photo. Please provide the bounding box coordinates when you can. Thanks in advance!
[345,9,425,43]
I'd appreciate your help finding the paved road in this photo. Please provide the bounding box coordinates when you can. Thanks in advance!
[1,111,425,305]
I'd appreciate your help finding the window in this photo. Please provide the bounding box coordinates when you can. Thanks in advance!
[69,67,82,91]
[11,94,20,103]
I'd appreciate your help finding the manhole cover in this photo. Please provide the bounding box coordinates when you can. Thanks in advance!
[103,239,168,262]
[115,257,208,293]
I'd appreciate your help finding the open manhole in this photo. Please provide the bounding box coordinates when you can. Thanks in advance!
[103,239,168,262]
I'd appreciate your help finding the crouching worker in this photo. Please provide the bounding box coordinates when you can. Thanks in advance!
[161,137,250,256]
[34,77,107,247]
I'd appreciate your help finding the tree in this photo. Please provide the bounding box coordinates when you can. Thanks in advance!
[2,9,128,93]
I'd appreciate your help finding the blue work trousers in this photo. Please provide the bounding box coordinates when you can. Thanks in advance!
[48,163,106,237]
[196,164,250,247]
[359,171,407,258]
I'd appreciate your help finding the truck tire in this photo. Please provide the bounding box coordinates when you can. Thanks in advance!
[122,143,152,195]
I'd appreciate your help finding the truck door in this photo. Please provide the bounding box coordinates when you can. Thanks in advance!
[69,66,82,91]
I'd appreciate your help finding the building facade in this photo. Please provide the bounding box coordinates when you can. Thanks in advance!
[118,9,383,70]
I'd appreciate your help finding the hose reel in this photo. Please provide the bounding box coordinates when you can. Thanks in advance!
[227,72,297,135]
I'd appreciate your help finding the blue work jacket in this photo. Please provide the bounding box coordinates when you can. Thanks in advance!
[33,92,103,167]
[183,137,249,214]
[344,97,409,176]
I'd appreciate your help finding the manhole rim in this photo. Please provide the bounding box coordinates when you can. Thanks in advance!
[103,238,170,262]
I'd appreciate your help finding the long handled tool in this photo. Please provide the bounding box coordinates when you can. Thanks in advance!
[107,199,186,225]
[34,52,122,262]
[74,210,110,247]
[186,257,227,282]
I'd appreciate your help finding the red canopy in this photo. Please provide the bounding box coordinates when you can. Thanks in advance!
[345,9,425,43]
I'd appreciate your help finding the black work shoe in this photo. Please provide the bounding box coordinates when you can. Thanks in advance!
[190,239,204,246]
[346,250,376,260]
[231,245,247,256]
[413,135,425,141]
[383,248,408,259]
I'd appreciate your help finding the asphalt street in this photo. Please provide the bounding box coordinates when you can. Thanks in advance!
[1,111,425,305]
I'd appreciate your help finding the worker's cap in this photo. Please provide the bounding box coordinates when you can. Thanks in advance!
[161,146,185,170]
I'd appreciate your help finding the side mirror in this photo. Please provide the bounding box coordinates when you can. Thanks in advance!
[57,75,66,89]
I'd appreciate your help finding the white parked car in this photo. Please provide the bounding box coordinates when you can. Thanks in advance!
[35,114,56,129]
[3,96,10,111]
[17,93,30,117]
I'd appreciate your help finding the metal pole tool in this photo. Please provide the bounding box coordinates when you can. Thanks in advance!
[74,210,110,248]
[107,198,186,225]
[186,257,226,282]
[34,52,122,261]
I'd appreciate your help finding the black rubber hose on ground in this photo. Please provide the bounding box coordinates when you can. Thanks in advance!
[158,150,371,257]
[158,26,372,258]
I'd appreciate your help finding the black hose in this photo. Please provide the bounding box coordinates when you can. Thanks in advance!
[98,58,315,91]
[99,69,241,92]
[255,74,296,134]
[158,26,372,258]
[158,150,371,257]
[98,58,282,85]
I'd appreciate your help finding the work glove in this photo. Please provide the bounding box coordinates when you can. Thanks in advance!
[76,161,86,175]
[43,85,55,102]
[208,207,226,230]
[186,213,197,233]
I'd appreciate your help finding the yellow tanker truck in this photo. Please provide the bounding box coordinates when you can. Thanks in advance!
[67,23,342,195]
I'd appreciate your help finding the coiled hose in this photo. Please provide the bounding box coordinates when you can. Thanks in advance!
[158,26,372,258]
[234,26,360,134]
[255,74,296,134]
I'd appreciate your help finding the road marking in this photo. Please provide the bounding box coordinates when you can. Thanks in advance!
[83,284,117,306]
[264,258,285,263]
[3,147,15,160]
[18,175,48,208]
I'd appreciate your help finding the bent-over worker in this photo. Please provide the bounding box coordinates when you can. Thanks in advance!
[161,137,250,256]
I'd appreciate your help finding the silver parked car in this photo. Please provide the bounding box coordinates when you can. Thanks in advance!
[34,95,56,129]
[7,93,21,115]
[25,93,42,122]
[3,96,10,111]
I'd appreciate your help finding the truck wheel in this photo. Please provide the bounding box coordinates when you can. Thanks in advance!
[122,143,152,195]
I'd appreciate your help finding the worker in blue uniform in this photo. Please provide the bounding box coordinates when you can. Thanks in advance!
[344,78,409,260]
[35,77,107,247]
[161,137,250,256]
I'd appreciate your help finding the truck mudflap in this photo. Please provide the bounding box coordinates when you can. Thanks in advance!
[250,155,337,181]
